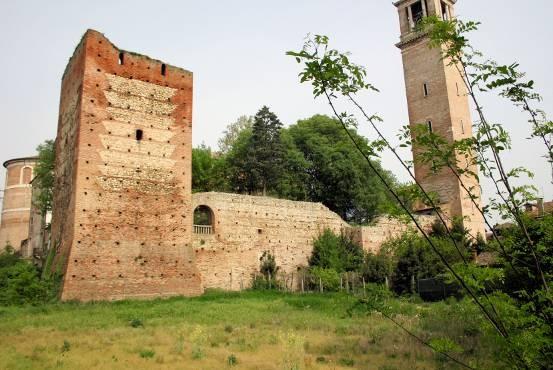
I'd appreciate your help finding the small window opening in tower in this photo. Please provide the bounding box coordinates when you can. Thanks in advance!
[135,129,143,141]
[441,1,450,20]
[456,82,460,96]
[411,1,424,25]
[118,52,124,65]
[461,119,465,134]
[423,83,429,97]
[161,63,167,76]
[427,120,433,133]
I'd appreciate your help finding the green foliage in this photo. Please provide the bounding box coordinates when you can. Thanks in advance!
[497,215,553,324]
[240,106,286,195]
[139,349,155,359]
[227,354,238,366]
[218,115,253,155]
[191,144,228,192]
[309,229,363,273]
[309,267,341,292]
[285,115,398,223]
[361,252,393,285]
[259,251,278,277]
[130,318,144,328]
[0,248,56,306]
[251,251,280,290]
[61,340,71,353]
[33,140,55,216]
[383,223,472,296]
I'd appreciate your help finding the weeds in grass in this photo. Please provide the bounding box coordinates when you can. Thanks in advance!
[139,349,155,359]
[60,340,70,353]
[339,358,355,367]
[224,325,233,333]
[191,347,204,360]
[130,318,143,328]
[190,326,207,360]
[227,354,238,366]
[172,334,185,355]
[280,331,305,370]
[0,291,505,369]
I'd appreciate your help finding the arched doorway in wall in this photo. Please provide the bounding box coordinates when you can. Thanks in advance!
[193,205,214,235]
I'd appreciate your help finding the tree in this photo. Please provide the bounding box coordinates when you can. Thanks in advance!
[286,115,397,223]
[218,115,253,155]
[225,127,254,194]
[33,140,55,216]
[243,106,285,195]
[191,144,227,192]
[287,22,552,368]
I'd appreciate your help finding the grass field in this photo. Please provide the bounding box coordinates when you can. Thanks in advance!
[0,290,499,370]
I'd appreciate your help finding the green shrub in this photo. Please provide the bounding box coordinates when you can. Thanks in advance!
[139,349,155,359]
[362,252,393,284]
[0,249,56,305]
[227,354,238,366]
[309,267,341,292]
[338,358,355,367]
[250,275,278,290]
[130,318,144,328]
[309,229,363,272]
[191,347,204,359]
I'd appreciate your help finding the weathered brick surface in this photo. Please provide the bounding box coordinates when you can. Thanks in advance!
[50,30,202,301]
[192,192,348,290]
[349,215,435,254]
[395,0,486,238]
[191,192,435,290]
[0,158,37,252]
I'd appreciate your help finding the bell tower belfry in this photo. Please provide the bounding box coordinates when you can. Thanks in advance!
[394,0,486,238]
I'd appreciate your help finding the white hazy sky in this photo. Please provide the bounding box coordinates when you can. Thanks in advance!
[1,0,552,216]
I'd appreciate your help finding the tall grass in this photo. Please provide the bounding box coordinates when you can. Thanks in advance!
[0,290,505,369]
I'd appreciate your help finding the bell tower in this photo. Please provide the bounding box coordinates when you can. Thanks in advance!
[394,0,486,238]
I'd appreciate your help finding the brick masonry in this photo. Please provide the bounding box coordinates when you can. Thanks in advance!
[191,192,434,290]
[0,158,37,253]
[395,0,486,238]
[49,30,202,301]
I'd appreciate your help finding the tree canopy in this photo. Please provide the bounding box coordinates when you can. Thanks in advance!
[192,112,400,224]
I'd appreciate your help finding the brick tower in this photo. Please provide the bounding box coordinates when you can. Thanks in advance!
[0,157,37,253]
[50,30,203,301]
[394,0,486,238]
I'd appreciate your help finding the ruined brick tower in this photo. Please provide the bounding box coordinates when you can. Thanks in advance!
[50,30,203,301]
[395,0,486,238]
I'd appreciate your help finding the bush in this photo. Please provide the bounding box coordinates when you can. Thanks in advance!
[0,248,56,305]
[309,229,363,272]
[309,267,341,292]
[227,354,238,366]
[259,251,278,277]
[139,349,155,359]
[361,252,393,284]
